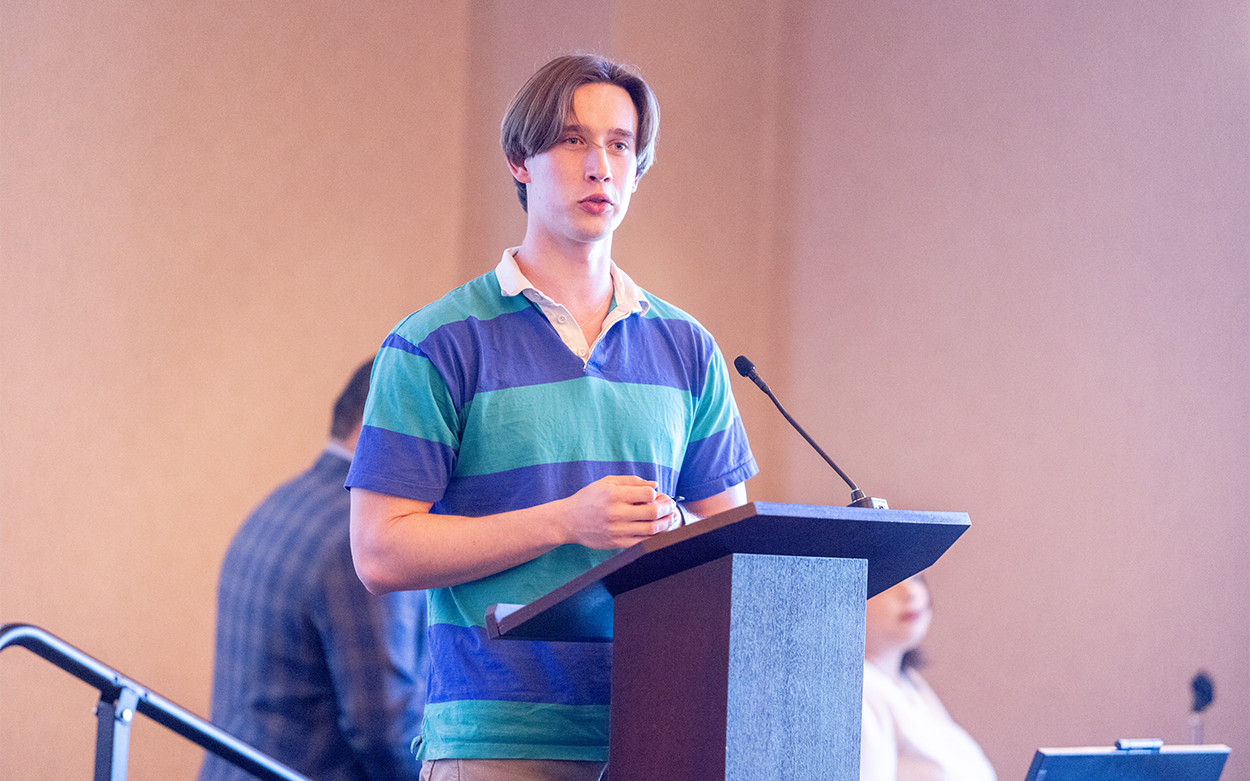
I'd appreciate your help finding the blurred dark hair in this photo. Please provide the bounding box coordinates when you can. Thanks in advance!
[330,358,374,440]
[901,647,927,672]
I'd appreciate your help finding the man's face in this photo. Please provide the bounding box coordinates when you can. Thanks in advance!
[510,82,640,249]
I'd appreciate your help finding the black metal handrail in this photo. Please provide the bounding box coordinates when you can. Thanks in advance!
[0,622,312,781]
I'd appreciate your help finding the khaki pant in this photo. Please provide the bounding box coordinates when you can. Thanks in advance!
[419,758,607,781]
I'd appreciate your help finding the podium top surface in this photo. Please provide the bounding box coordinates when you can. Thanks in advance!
[487,501,969,642]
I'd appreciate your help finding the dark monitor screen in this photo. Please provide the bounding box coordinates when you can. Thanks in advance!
[1023,743,1230,781]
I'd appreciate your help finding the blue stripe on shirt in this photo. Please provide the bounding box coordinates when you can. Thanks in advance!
[424,623,610,706]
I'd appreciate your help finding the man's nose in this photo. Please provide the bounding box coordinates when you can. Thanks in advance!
[585,142,612,181]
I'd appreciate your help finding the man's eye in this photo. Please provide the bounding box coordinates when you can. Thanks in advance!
[562,136,583,145]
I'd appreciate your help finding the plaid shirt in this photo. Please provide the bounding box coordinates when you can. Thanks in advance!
[199,450,428,781]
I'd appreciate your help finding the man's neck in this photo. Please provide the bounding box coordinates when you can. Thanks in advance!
[513,233,614,310]
[325,438,355,462]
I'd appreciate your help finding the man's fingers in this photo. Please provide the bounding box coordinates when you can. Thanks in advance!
[609,512,680,543]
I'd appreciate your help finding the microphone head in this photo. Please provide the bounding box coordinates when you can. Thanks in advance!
[1192,671,1214,713]
[733,355,755,378]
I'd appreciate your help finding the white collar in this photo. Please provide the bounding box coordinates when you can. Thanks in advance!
[494,247,649,315]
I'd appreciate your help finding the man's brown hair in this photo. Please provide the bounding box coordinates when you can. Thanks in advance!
[501,54,660,212]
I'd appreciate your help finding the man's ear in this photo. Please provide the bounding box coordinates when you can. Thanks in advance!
[632,173,641,193]
[508,158,531,184]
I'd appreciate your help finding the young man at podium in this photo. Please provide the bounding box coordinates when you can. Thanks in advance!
[347,54,757,781]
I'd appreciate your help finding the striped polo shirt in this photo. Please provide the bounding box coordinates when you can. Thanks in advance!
[347,250,757,761]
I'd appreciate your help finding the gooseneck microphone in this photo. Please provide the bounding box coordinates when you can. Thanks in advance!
[734,355,887,509]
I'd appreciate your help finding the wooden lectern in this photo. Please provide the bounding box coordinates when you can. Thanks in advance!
[486,501,969,781]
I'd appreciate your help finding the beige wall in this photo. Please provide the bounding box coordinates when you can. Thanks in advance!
[1,2,1245,780]
[777,5,1249,781]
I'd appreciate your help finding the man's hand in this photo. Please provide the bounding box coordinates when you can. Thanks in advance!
[561,475,681,549]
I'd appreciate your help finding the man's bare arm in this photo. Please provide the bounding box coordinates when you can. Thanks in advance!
[349,475,681,594]
[679,482,749,524]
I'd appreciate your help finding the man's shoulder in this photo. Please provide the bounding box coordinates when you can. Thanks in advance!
[231,459,350,545]
[391,270,529,341]
[625,289,725,365]
[278,453,351,499]
[634,288,706,329]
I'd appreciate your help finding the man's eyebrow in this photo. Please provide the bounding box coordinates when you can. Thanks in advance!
[561,122,636,140]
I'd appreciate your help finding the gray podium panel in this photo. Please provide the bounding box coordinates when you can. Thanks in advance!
[608,553,867,781]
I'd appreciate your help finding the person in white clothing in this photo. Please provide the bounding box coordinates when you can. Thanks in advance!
[860,574,997,781]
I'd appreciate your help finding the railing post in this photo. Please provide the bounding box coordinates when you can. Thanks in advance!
[94,685,140,781]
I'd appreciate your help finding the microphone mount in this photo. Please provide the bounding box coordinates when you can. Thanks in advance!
[734,355,887,509]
